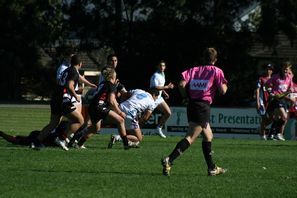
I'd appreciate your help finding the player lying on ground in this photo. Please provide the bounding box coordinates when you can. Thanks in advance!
[0,121,68,148]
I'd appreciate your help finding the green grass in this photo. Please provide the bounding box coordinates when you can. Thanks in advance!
[0,106,297,197]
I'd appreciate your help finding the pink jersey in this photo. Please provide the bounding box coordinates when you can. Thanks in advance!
[288,82,297,114]
[265,73,293,95]
[181,65,227,104]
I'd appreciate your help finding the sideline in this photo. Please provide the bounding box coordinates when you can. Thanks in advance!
[0,104,49,109]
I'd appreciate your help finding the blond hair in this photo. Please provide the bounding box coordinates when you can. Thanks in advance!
[102,67,116,81]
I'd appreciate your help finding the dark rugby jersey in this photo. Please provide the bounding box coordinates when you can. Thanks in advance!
[91,81,117,107]
[53,66,79,101]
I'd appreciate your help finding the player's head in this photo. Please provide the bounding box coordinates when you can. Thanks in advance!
[280,61,292,78]
[264,63,274,76]
[148,87,159,100]
[203,47,217,65]
[266,63,274,71]
[157,60,166,72]
[103,67,116,83]
[107,54,118,69]
[70,54,82,67]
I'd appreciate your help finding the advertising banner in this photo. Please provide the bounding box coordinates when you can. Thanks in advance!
[100,106,295,139]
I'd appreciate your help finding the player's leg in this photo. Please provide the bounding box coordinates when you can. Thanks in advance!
[35,113,62,149]
[0,131,19,144]
[65,108,84,137]
[76,120,101,148]
[274,107,287,141]
[127,128,142,148]
[104,110,129,149]
[161,122,202,176]
[155,100,171,138]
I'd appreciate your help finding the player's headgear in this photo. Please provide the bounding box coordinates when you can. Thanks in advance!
[266,63,274,70]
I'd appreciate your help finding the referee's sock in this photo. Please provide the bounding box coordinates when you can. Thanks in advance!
[168,138,190,163]
[202,141,215,170]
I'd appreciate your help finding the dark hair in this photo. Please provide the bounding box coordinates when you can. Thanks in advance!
[203,48,217,65]
[280,61,292,79]
[148,87,159,97]
[107,54,117,62]
[70,55,81,66]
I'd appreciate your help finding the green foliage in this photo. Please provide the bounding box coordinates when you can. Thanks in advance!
[1,0,297,105]
[0,0,63,100]
[258,0,297,46]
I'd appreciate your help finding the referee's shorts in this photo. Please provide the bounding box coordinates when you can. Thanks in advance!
[187,99,210,128]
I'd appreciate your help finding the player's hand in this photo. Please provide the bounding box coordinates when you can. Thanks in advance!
[90,83,97,89]
[75,95,81,103]
[163,92,169,99]
[119,111,126,118]
[167,82,174,89]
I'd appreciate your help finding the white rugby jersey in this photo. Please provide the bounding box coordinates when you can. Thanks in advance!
[56,63,79,91]
[150,71,165,98]
[120,89,156,118]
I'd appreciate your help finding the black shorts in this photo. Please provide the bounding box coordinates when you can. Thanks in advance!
[266,99,288,114]
[187,100,210,128]
[88,104,110,124]
[50,97,76,115]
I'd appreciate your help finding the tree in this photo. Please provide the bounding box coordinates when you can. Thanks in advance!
[0,0,63,100]
[258,0,297,47]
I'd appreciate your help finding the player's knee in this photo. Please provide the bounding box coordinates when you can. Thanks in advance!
[138,135,143,141]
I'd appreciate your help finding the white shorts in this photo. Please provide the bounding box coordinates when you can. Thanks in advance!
[120,104,139,130]
[154,96,165,107]
[71,94,82,104]
[124,115,139,130]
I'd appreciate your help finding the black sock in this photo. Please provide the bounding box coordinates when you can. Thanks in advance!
[269,121,278,136]
[202,141,215,170]
[168,138,190,163]
[275,119,285,134]
[68,126,87,146]
[121,135,129,146]
[77,136,87,146]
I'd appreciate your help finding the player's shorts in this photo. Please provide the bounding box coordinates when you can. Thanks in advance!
[154,96,165,106]
[187,99,210,128]
[88,104,110,124]
[266,99,288,113]
[124,114,139,130]
[50,97,76,116]
[72,94,82,104]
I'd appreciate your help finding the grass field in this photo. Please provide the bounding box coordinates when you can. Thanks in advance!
[0,105,297,197]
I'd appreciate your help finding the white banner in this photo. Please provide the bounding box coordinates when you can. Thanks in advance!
[100,106,295,139]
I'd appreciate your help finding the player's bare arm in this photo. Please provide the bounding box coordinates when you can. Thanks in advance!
[79,74,97,89]
[67,80,80,102]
